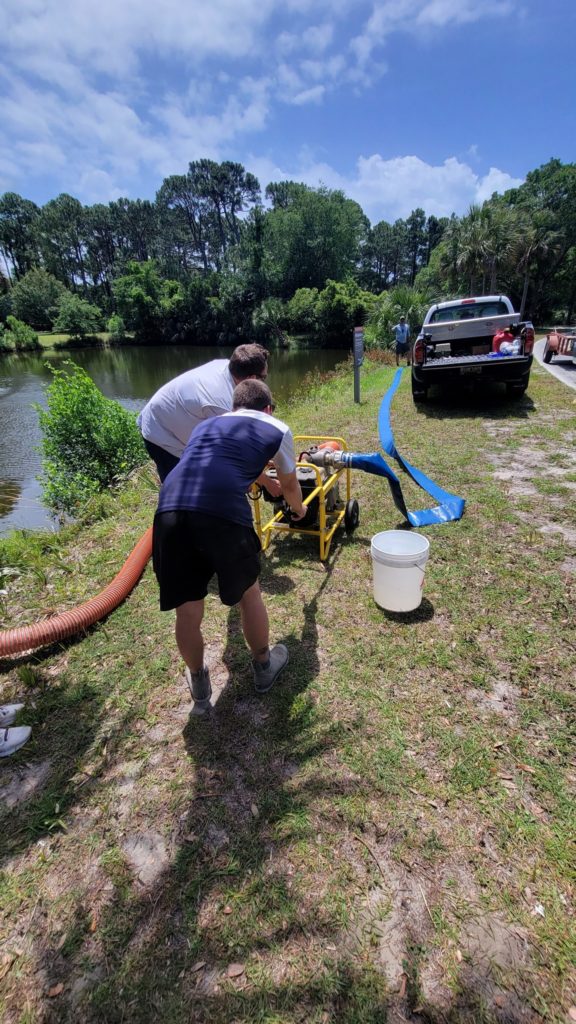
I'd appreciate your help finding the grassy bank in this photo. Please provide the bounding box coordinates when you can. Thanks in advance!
[0,359,575,1024]
[36,332,130,351]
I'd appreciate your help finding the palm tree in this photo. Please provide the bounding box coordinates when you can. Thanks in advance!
[455,205,491,294]
[436,216,461,294]
[512,213,562,318]
[482,204,520,293]
[252,297,290,347]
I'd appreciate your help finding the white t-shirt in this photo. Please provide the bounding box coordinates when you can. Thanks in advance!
[137,359,234,457]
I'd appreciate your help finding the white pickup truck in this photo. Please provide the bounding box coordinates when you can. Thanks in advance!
[411,295,535,401]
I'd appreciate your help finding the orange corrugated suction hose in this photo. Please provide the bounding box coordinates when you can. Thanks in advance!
[0,527,153,657]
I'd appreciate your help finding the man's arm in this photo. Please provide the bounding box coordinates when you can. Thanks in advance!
[275,468,306,520]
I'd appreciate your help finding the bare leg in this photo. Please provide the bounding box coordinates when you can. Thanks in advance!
[175,600,205,673]
[238,582,269,663]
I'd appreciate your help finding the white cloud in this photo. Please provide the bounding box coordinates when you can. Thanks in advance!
[3,0,280,75]
[292,85,326,105]
[350,154,524,220]
[276,62,304,94]
[0,0,525,209]
[301,23,334,52]
[475,166,523,203]
[78,169,124,204]
[150,78,272,176]
[246,151,524,223]
[417,0,514,27]
[15,140,67,174]
[351,0,514,69]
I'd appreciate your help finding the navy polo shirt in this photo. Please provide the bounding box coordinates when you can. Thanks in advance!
[156,408,296,527]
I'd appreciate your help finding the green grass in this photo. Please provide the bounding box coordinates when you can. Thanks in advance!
[0,358,575,1023]
[37,331,135,350]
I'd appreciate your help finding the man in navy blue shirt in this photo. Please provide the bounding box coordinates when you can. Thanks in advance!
[153,379,306,709]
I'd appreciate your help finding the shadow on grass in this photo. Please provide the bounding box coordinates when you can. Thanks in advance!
[30,556,392,1022]
[413,385,536,420]
[379,596,435,625]
[11,553,538,1023]
[0,635,113,863]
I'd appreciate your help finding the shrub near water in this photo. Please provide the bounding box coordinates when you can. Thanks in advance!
[107,313,126,342]
[36,361,147,517]
[2,315,41,351]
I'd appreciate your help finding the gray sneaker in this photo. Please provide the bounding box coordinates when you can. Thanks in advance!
[0,725,32,757]
[252,644,289,694]
[0,703,25,727]
[185,667,212,708]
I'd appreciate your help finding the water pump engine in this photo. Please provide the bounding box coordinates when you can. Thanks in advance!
[263,445,341,529]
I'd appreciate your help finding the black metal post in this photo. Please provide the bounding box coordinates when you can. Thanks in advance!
[353,326,364,404]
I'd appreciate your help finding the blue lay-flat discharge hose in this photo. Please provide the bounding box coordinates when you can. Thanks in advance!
[312,369,465,526]
[376,368,465,526]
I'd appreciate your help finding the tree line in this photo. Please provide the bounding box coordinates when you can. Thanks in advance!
[1,157,574,352]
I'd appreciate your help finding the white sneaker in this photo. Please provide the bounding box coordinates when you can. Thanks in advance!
[0,726,32,757]
[0,704,25,727]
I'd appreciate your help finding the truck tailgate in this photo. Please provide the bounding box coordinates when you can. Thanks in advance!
[425,314,518,341]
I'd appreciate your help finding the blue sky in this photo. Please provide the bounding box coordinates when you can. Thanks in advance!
[1,0,574,224]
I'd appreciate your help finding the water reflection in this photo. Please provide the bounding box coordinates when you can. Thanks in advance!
[0,345,348,535]
[0,482,20,518]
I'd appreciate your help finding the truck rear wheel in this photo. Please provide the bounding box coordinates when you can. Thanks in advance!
[411,379,428,403]
[506,382,527,399]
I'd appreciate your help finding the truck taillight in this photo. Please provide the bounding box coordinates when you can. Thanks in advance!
[414,338,425,364]
[523,326,534,355]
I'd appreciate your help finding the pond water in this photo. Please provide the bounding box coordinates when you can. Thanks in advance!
[0,345,348,536]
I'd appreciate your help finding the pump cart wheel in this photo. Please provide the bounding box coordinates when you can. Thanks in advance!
[344,498,360,534]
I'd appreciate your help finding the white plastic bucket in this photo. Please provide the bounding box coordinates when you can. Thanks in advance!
[371,531,430,612]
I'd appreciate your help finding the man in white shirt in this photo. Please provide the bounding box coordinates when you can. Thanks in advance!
[138,344,271,481]
[392,316,411,367]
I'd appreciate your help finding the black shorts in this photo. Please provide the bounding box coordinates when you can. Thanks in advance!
[153,510,261,610]
[395,341,409,355]
[143,438,180,483]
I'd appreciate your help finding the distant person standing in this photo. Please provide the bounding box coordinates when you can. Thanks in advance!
[392,316,411,367]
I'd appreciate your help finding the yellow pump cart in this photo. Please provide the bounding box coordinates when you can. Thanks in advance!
[251,435,360,561]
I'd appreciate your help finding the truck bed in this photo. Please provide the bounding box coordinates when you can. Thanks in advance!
[427,353,527,368]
